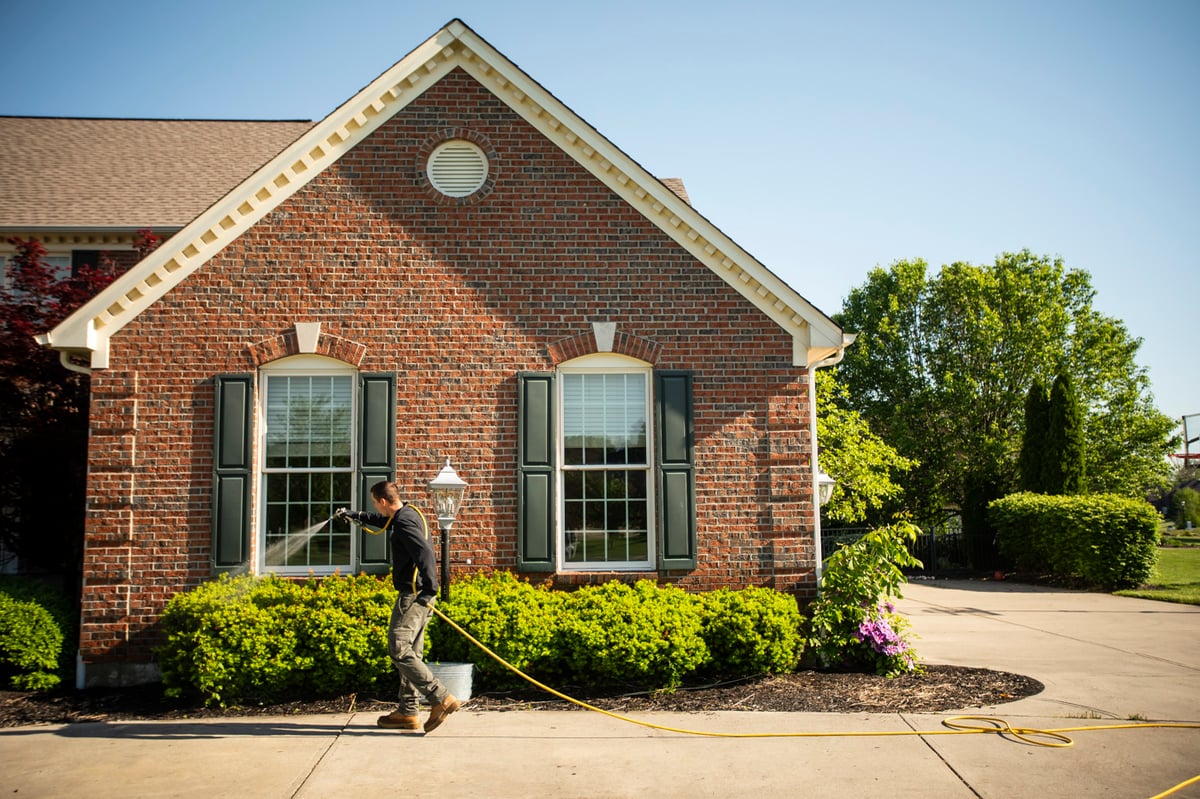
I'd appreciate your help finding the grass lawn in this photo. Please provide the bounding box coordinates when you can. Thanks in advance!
[1115,547,1200,605]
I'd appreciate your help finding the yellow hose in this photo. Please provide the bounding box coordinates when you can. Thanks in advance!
[431,605,1200,796]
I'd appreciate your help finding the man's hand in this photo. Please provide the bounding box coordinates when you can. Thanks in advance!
[334,507,353,522]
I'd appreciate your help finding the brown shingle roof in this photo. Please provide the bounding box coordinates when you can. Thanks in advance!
[0,117,693,229]
[0,117,315,229]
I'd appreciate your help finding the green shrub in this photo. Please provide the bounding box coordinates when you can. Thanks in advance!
[1173,488,1200,530]
[290,575,395,696]
[990,492,1159,589]
[0,577,72,691]
[426,571,563,690]
[556,580,709,691]
[429,574,806,692]
[0,591,64,690]
[155,572,853,705]
[806,521,922,677]
[697,586,803,677]
[0,577,74,634]
[157,573,396,707]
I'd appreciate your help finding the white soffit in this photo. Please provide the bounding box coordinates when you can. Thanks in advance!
[42,18,842,369]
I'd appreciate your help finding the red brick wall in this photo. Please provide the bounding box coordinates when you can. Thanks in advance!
[79,68,818,672]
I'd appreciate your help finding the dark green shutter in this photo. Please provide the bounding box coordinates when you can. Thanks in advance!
[655,371,697,570]
[213,374,253,572]
[517,372,555,571]
[358,373,396,570]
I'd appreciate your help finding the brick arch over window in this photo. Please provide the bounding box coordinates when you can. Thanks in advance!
[244,328,368,369]
[546,326,663,365]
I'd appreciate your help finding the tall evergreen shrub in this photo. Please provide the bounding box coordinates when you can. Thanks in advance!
[1019,379,1049,493]
[1045,373,1085,495]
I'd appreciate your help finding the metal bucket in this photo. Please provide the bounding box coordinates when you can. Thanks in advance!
[426,661,474,702]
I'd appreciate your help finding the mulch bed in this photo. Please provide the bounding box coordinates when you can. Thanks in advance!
[0,665,1042,727]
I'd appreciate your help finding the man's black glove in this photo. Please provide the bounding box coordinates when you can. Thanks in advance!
[334,507,355,523]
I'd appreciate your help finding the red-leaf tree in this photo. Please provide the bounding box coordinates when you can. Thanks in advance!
[0,231,158,589]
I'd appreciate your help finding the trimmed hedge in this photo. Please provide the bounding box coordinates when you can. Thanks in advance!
[555,580,709,690]
[697,585,805,678]
[990,492,1159,589]
[424,571,563,690]
[0,577,72,691]
[429,574,803,692]
[159,571,805,706]
[158,573,397,707]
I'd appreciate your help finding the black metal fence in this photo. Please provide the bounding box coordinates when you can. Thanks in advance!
[821,526,974,576]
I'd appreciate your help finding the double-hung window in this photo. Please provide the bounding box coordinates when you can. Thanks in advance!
[560,364,652,569]
[260,359,355,573]
[518,356,696,573]
[211,359,396,576]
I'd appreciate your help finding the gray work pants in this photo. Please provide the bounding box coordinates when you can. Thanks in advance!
[388,594,449,715]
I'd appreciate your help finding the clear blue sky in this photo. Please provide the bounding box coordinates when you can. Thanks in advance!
[2,0,1196,433]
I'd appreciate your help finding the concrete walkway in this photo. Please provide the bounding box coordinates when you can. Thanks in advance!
[1,580,1198,798]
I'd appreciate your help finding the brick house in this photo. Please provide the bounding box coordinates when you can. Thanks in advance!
[4,19,849,687]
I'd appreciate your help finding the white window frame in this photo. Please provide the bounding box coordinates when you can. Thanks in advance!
[556,354,656,571]
[257,355,358,575]
[0,250,71,291]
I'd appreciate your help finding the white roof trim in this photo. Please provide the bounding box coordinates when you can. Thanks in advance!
[41,19,844,369]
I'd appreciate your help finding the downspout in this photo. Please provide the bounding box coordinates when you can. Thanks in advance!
[809,333,856,586]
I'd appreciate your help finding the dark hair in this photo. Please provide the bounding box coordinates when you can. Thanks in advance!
[370,480,401,503]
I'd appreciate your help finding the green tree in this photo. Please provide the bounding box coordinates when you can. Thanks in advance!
[1019,379,1050,493]
[835,251,1176,527]
[815,370,914,526]
[1045,372,1085,495]
[1174,487,1200,530]
[0,234,157,591]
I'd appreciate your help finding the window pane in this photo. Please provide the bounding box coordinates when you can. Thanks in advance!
[560,370,650,567]
[562,467,649,565]
[265,375,352,469]
[562,373,646,467]
[263,459,353,567]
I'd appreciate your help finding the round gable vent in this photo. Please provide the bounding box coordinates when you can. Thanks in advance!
[427,139,489,197]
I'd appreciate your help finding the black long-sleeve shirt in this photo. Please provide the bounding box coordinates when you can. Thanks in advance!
[351,503,438,601]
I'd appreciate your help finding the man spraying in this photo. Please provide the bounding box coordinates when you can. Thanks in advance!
[336,481,460,732]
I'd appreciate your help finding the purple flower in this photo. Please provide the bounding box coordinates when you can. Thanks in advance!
[855,614,909,656]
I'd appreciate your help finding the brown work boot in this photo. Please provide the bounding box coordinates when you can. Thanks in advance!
[377,711,421,730]
[423,694,461,733]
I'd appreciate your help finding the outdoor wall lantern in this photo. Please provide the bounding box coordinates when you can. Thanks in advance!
[428,457,468,601]
[816,468,836,507]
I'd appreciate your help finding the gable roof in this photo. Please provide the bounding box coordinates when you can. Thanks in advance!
[0,117,314,229]
[38,19,846,371]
